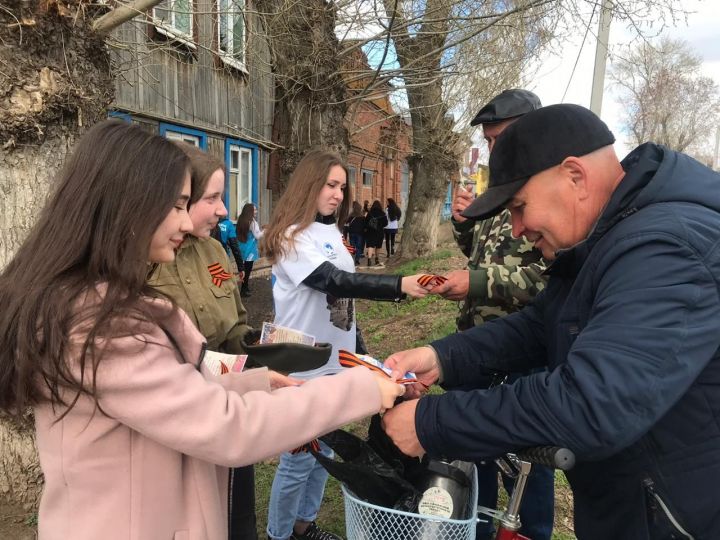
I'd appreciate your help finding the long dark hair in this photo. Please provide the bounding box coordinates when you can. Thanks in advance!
[236,203,255,242]
[263,149,351,264]
[0,120,189,419]
[387,198,402,221]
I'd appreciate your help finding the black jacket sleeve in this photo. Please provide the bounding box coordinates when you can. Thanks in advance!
[301,261,404,301]
[227,236,244,270]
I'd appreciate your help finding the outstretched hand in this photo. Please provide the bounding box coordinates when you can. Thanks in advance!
[384,346,440,399]
[401,275,432,298]
[429,270,469,301]
[373,373,406,413]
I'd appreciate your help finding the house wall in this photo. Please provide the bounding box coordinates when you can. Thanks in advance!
[342,47,412,215]
[108,0,274,224]
[345,102,411,211]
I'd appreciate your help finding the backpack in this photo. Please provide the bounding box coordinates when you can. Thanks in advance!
[366,216,381,232]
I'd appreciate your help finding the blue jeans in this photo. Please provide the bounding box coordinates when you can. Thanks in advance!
[267,442,333,540]
[349,233,364,263]
[476,460,555,540]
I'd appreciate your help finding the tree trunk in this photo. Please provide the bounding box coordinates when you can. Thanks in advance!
[0,132,78,269]
[1,0,114,510]
[399,129,459,257]
[400,159,448,257]
[0,419,43,511]
[255,0,349,194]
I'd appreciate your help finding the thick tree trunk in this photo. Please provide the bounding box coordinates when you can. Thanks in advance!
[255,0,349,193]
[396,79,461,258]
[400,153,453,257]
[0,132,77,269]
[1,0,114,510]
[0,419,43,511]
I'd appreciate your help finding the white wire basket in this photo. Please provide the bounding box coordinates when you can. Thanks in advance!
[342,464,478,540]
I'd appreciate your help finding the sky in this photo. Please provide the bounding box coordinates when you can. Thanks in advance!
[336,0,720,164]
[529,0,720,159]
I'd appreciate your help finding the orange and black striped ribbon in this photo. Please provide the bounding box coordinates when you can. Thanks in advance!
[338,349,418,385]
[208,262,232,287]
[290,438,322,454]
[342,238,356,255]
[417,274,448,287]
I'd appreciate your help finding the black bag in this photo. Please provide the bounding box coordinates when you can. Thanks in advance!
[312,427,419,509]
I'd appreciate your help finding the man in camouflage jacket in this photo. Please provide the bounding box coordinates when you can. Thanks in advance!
[433,89,554,540]
[452,209,546,329]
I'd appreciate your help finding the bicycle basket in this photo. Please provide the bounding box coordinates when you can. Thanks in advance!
[342,463,478,540]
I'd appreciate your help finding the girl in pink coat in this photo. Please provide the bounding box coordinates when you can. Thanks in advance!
[0,120,404,540]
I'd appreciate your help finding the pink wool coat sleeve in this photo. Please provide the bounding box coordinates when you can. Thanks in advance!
[34,304,381,540]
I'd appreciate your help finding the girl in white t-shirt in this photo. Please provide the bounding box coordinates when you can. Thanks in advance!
[262,149,429,540]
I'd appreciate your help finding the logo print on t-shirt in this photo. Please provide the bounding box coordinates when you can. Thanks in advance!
[322,242,337,259]
[326,295,354,331]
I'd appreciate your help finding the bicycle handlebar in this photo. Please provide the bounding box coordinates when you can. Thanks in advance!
[514,446,575,471]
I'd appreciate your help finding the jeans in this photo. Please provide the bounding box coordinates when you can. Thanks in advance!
[475,460,555,540]
[349,233,364,263]
[267,441,333,540]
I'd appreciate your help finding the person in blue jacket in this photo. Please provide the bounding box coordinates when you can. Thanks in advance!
[216,215,245,277]
[383,104,720,540]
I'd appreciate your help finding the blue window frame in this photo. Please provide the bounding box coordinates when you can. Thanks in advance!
[224,138,258,220]
[159,123,208,150]
[108,110,132,123]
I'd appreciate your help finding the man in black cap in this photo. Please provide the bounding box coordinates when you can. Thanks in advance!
[432,89,554,540]
[383,103,720,539]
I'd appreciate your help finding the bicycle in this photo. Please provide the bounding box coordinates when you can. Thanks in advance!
[477,446,575,540]
[342,445,575,540]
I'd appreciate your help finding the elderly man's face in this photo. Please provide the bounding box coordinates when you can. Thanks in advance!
[506,165,586,260]
[483,119,515,152]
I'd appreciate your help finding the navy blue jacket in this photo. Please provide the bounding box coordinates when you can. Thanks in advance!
[418,144,720,539]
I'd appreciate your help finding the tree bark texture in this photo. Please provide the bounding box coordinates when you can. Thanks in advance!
[1,0,113,270]
[1,0,114,510]
[255,0,349,195]
[0,133,77,269]
[0,418,43,511]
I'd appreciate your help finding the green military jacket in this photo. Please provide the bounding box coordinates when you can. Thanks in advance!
[452,208,547,329]
[148,236,252,353]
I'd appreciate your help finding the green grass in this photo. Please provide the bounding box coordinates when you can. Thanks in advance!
[393,249,454,275]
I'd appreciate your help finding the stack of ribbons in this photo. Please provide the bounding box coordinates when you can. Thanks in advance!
[417,274,448,288]
[338,350,419,385]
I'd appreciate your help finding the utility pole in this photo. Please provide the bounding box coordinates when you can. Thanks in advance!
[589,0,613,116]
[714,126,720,170]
